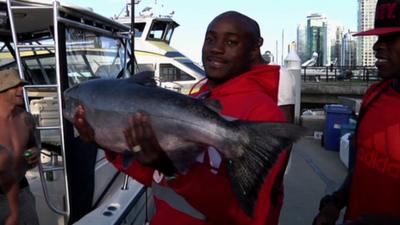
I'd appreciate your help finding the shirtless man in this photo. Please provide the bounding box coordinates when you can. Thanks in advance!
[0,69,40,225]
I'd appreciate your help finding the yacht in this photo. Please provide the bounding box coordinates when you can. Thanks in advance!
[114,3,205,94]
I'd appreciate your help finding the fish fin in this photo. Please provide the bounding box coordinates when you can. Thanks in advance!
[128,71,157,86]
[203,99,222,113]
[225,121,306,216]
[165,144,204,173]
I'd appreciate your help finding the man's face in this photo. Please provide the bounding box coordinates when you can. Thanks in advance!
[1,85,24,106]
[202,16,256,84]
[373,33,400,79]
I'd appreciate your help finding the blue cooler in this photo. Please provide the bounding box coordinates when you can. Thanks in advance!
[324,104,352,151]
[340,122,356,137]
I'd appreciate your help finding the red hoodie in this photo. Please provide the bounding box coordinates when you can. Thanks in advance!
[345,79,400,221]
[106,64,287,225]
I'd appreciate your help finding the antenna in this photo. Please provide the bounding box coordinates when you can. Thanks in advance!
[275,40,278,64]
[130,0,135,73]
[281,29,284,65]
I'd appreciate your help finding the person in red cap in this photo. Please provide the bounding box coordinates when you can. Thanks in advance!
[0,69,40,225]
[313,0,400,224]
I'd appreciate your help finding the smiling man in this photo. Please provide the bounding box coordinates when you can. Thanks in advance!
[186,11,288,225]
[313,0,400,224]
[74,11,289,225]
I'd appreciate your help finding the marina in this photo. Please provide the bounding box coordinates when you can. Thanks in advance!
[0,0,382,225]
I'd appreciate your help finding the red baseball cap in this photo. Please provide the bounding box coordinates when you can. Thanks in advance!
[354,0,400,36]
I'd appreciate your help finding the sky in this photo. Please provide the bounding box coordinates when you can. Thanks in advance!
[65,0,358,64]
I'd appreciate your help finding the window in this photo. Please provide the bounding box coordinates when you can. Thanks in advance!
[148,20,177,43]
[134,22,146,37]
[138,64,154,72]
[159,63,195,82]
[148,21,166,40]
[0,41,58,85]
[65,27,126,86]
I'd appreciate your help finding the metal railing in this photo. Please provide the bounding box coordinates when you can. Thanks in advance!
[301,66,380,83]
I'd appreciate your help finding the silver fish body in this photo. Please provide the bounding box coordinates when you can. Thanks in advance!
[63,73,304,216]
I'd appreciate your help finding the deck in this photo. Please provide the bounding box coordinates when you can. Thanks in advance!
[280,137,348,225]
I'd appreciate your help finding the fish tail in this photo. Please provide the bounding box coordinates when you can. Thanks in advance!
[225,121,305,216]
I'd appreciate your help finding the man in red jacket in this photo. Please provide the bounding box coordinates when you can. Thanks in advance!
[75,11,288,225]
[313,0,400,224]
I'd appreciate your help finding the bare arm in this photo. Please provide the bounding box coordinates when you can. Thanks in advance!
[24,113,40,167]
[0,145,15,186]
[4,183,19,225]
[0,146,19,225]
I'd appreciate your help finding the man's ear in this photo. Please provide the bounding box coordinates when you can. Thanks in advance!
[257,37,263,48]
[250,45,262,61]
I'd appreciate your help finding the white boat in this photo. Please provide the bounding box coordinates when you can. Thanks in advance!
[114,3,205,94]
[0,0,153,224]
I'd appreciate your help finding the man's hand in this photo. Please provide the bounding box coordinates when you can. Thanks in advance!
[73,105,95,142]
[4,211,19,225]
[123,112,177,176]
[341,214,400,225]
[25,147,40,168]
[313,202,341,225]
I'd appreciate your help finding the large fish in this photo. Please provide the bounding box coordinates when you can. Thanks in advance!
[63,71,305,216]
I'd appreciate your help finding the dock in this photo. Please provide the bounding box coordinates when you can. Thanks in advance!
[280,137,348,225]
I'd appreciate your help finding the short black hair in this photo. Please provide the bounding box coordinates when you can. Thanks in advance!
[214,11,262,44]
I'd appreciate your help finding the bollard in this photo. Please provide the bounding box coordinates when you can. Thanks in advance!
[284,49,301,124]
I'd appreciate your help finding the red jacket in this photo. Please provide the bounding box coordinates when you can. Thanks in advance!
[106,64,287,225]
[345,79,400,220]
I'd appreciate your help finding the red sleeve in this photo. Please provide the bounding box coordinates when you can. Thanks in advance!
[105,151,154,186]
[248,103,286,122]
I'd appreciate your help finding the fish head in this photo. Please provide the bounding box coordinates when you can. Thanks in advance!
[63,84,82,122]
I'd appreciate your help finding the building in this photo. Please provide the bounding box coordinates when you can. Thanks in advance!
[306,13,328,66]
[296,23,307,62]
[341,30,358,68]
[357,0,378,66]
[327,22,344,66]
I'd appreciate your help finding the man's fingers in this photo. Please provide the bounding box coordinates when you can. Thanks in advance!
[29,155,39,164]
[128,117,138,142]
[74,105,84,119]
[72,105,96,142]
[124,127,135,147]
[141,113,153,138]
[133,113,145,140]
[125,118,141,153]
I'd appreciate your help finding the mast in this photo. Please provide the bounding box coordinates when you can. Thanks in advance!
[130,0,135,73]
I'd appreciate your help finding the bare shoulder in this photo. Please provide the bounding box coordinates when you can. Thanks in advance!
[16,108,36,129]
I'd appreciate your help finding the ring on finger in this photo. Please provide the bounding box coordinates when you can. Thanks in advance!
[131,145,142,153]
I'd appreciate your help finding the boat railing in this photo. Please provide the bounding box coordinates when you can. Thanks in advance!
[301,65,379,83]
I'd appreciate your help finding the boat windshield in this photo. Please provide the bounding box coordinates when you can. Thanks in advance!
[0,28,126,86]
[65,27,127,85]
[148,20,176,43]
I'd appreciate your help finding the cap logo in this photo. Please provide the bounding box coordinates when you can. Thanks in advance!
[376,2,397,20]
